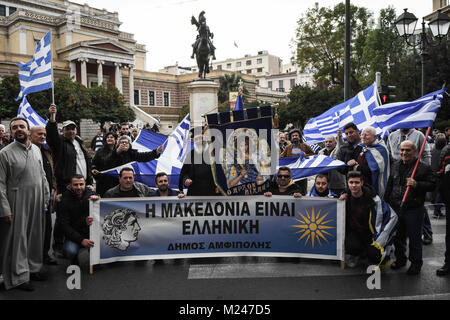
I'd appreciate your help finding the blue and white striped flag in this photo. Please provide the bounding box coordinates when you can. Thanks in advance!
[16,31,53,101]
[17,96,47,128]
[278,155,346,181]
[157,115,161,127]
[302,135,320,153]
[103,115,191,189]
[303,84,380,144]
[373,88,445,137]
[359,141,390,197]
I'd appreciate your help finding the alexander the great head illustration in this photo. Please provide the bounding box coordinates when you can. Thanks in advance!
[102,208,141,251]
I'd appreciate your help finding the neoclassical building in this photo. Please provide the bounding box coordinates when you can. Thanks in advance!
[0,0,258,133]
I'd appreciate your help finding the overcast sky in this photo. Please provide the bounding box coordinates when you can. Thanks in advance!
[72,0,432,71]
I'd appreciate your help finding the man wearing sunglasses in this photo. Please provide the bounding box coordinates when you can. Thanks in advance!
[264,167,302,198]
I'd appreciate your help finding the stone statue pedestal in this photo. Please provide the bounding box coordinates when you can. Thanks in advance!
[187,79,219,128]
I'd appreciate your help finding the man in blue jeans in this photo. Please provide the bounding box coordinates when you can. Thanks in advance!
[59,175,99,264]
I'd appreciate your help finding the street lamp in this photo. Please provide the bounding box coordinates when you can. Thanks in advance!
[395,9,450,95]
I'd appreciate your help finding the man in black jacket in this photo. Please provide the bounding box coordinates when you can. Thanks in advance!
[264,167,303,197]
[46,104,93,255]
[385,140,436,275]
[179,128,218,196]
[46,104,93,193]
[59,175,99,265]
[336,123,363,176]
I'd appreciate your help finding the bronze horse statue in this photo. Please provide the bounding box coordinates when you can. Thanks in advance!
[191,11,215,79]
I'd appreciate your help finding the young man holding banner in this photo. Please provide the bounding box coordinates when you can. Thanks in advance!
[59,175,99,265]
[344,171,397,269]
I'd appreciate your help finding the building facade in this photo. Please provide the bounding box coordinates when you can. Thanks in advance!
[200,50,283,85]
[0,0,258,134]
[432,0,450,11]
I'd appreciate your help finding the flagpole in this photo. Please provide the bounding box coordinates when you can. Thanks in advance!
[400,126,432,208]
[50,30,55,105]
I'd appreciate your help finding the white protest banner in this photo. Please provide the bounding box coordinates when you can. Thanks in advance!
[90,196,345,267]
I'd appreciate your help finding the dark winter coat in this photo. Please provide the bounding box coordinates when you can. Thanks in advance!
[46,121,93,191]
[385,159,435,211]
[92,146,117,197]
[59,187,96,245]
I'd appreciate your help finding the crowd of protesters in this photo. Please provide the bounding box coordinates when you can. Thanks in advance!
[0,104,449,291]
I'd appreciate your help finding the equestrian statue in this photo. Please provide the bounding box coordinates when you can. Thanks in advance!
[191,11,216,79]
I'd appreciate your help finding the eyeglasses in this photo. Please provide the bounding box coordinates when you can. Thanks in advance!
[120,141,130,145]
[277,174,291,179]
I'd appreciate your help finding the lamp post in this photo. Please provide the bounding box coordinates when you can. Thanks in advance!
[395,9,450,96]
[395,9,449,207]
[344,0,351,101]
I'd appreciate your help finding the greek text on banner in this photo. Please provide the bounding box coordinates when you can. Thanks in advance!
[89,196,345,265]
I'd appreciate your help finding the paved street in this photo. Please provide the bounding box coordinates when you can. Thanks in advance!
[1,205,449,301]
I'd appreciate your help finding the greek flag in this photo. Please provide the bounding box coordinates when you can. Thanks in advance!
[303,84,379,144]
[278,155,346,181]
[16,31,53,101]
[103,115,191,189]
[360,141,390,197]
[373,88,445,136]
[302,135,320,153]
[17,97,47,128]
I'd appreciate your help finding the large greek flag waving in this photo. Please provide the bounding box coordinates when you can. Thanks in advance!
[16,31,53,101]
[373,88,445,136]
[303,84,379,144]
[17,97,47,128]
[278,155,346,181]
[103,115,191,189]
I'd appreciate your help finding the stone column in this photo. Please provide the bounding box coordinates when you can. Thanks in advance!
[69,61,76,81]
[19,28,27,55]
[114,62,122,93]
[128,64,135,106]
[97,60,104,86]
[78,58,88,87]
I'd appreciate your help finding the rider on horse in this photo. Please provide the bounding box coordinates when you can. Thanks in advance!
[191,11,216,60]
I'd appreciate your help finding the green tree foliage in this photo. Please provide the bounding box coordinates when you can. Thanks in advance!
[0,76,135,126]
[52,78,92,123]
[88,83,135,128]
[359,7,407,88]
[423,38,450,123]
[294,2,373,91]
[178,103,190,122]
[218,73,249,104]
[0,75,20,121]
[291,4,449,130]
[279,85,342,130]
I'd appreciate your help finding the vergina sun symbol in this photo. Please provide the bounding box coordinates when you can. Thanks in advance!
[292,207,335,248]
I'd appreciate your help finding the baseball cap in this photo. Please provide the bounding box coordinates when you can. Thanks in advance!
[62,120,76,129]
